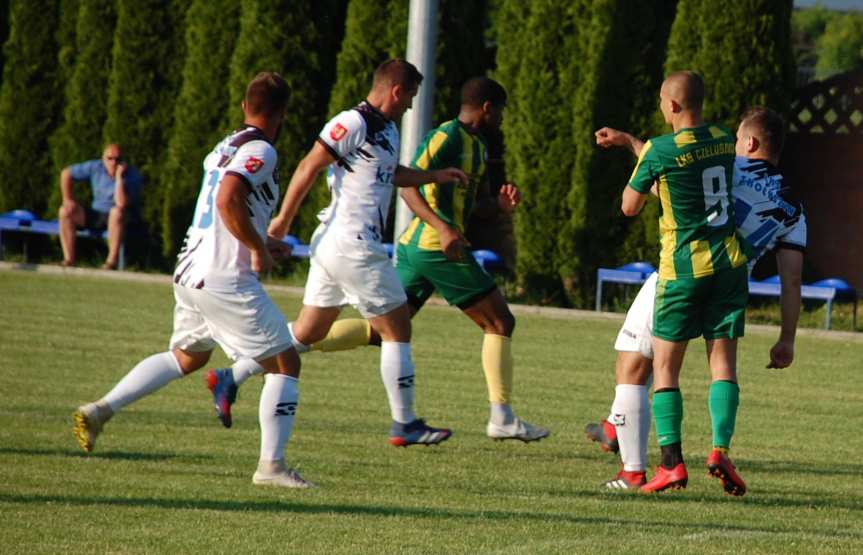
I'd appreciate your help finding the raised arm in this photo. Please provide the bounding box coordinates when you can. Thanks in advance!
[768,248,804,369]
[595,127,645,156]
[268,142,335,239]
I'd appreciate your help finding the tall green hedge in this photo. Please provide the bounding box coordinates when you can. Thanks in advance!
[816,12,863,79]
[48,0,116,214]
[433,0,491,121]
[160,0,240,257]
[0,0,62,215]
[222,0,346,244]
[103,0,190,250]
[0,1,8,86]
[495,0,583,305]
[563,0,677,304]
[665,0,796,128]
[325,0,408,120]
[55,0,78,87]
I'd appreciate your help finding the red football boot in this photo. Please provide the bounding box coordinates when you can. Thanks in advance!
[584,419,619,453]
[707,449,747,496]
[640,463,688,493]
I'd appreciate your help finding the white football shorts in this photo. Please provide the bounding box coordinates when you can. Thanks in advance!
[169,281,293,362]
[303,224,407,318]
[613,272,658,359]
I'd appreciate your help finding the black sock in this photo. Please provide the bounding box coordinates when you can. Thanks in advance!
[660,442,684,469]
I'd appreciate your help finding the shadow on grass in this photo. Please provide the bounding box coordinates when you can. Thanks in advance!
[453,482,863,513]
[741,458,863,477]
[0,492,860,541]
[0,447,211,462]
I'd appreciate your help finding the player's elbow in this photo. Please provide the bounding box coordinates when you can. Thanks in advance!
[621,203,640,217]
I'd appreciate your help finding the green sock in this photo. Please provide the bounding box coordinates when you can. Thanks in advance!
[653,389,683,447]
[709,380,740,449]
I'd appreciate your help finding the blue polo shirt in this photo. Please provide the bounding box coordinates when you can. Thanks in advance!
[68,160,143,213]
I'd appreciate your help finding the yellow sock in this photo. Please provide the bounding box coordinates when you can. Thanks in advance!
[311,319,371,352]
[482,334,513,404]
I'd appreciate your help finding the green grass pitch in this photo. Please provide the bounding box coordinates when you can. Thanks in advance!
[1,268,861,554]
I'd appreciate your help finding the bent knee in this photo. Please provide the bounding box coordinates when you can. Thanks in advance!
[293,323,330,345]
[173,349,210,375]
[490,311,515,337]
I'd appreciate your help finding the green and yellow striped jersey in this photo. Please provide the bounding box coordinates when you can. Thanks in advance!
[629,124,747,280]
[399,119,487,251]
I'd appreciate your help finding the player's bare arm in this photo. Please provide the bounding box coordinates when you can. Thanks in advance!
[768,248,804,369]
[595,127,645,156]
[400,187,469,261]
[621,185,648,216]
[216,173,272,273]
[393,165,468,187]
[268,142,336,239]
[114,162,128,209]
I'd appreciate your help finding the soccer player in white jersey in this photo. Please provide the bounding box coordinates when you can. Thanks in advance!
[72,73,315,488]
[208,59,468,446]
[588,107,806,490]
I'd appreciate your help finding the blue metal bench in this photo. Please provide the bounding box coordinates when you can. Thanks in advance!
[595,262,656,311]
[596,262,855,330]
[751,276,856,331]
[0,210,125,270]
[748,277,839,329]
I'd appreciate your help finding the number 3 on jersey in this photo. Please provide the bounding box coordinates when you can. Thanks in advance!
[195,170,220,229]
[702,165,730,227]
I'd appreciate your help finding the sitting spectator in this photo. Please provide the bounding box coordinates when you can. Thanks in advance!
[58,144,142,269]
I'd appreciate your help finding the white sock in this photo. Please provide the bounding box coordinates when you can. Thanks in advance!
[610,384,650,472]
[380,341,416,424]
[258,373,299,462]
[232,358,264,386]
[287,323,310,354]
[101,352,184,413]
[490,403,515,426]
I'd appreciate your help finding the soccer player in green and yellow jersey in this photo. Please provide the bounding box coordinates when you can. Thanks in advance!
[295,77,548,442]
[598,71,749,495]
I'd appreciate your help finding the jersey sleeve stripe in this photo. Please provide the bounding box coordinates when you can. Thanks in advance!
[316,137,340,161]
[413,130,449,170]
[628,140,654,190]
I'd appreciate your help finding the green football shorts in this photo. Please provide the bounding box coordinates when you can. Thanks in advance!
[396,243,497,309]
[653,264,748,342]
